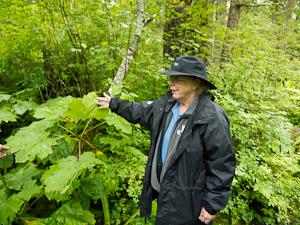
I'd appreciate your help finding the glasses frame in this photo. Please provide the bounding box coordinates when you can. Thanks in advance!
[168,75,187,82]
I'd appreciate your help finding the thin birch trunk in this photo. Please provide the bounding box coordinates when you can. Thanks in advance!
[75,0,151,154]
[108,0,151,95]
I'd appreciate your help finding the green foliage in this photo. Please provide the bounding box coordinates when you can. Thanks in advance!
[0,94,17,127]
[0,91,149,224]
[0,0,299,224]
[42,152,102,195]
[65,92,108,121]
[0,190,24,225]
[7,127,56,163]
[105,113,132,134]
[6,165,41,191]
[25,200,96,225]
[209,9,300,224]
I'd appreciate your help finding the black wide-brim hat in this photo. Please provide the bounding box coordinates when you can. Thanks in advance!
[159,55,217,89]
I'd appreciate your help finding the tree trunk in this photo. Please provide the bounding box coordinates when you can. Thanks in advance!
[227,0,242,31]
[285,0,297,25]
[212,0,228,64]
[108,0,152,95]
[163,0,193,59]
[281,0,297,51]
[163,0,212,63]
[220,0,242,62]
[43,49,58,98]
[272,0,279,24]
[217,0,228,26]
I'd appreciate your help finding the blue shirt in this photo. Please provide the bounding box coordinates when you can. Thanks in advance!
[161,101,185,163]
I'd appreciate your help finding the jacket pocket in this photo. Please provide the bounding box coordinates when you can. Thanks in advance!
[168,189,204,225]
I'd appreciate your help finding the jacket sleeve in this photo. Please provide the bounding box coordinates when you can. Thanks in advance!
[109,98,154,131]
[202,106,236,215]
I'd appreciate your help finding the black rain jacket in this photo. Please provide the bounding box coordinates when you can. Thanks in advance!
[109,91,236,225]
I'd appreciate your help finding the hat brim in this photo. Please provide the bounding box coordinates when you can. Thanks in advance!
[159,70,217,90]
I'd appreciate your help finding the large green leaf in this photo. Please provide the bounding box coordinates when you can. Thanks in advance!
[0,94,11,102]
[13,100,38,115]
[45,180,81,202]
[65,92,108,121]
[81,172,114,225]
[25,200,96,225]
[34,106,67,121]
[0,102,12,111]
[33,96,73,120]
[64,98,87,121]
[35,96,73,108]
[17,180,43,201]
[0,190,24,225]
[6,128,56,163]
[0,154,14,169]
[105,112,132,134]
[0,110,16,124]
[0,102,17,125]
[81,172,115,200]
[78,151,104,169]
[27,119,56,130]
[42,152,103,194]
[6,165,41,190]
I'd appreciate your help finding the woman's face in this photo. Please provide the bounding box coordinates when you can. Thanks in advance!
[168,76,199,103]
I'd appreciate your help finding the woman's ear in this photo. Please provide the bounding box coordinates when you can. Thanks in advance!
[193,78,201,90]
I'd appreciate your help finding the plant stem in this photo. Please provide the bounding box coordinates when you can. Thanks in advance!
[124,208,140,225]
[25,192,44,212]
[81,118,93,138]
[57,124,77,136]
[82,121,106,135]
[79,140,81,157]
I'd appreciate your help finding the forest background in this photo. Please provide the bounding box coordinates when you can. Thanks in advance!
[0,0,300,224]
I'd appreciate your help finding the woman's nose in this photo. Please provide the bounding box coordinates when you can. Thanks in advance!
[169,80,174,86]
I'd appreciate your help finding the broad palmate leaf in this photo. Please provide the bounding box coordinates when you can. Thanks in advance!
[25,200,95,225]
[6,165,41,190]
[17,180,43,201]
[64,92,108,121]
[0,110,17,124]
[33,96,73,120]
[0,190,24,225]
[105,112,132,134]
[0,94,11,102]
[41,152,103,194]
[81,172,115,200]
[13,100,38,115]
[6,127,56,163]
[0,102,16,125]
[0,154,14,169]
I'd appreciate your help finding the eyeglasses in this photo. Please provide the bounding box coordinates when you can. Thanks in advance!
[168,76,187,82]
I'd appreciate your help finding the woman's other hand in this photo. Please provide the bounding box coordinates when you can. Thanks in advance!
[97,92,111,109]
[0,144,10,158]
[199,207,216,224]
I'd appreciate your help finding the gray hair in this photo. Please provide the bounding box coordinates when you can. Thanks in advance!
[189,77,211,95]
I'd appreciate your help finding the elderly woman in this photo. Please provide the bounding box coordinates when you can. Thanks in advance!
[97,56,236,225]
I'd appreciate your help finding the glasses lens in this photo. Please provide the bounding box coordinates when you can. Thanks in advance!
[169,76,185,81]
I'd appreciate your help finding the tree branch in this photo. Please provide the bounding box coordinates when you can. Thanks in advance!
[237,2,286,7]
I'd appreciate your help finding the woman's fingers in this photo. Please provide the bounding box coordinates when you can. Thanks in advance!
[97,92,111,108]
[0,145,10,159]
[0,144,10,150]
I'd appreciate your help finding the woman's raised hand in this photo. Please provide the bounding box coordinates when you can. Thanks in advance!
[97,92,111,109]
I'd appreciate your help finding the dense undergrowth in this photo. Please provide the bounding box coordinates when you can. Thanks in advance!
[0,0,300,224]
